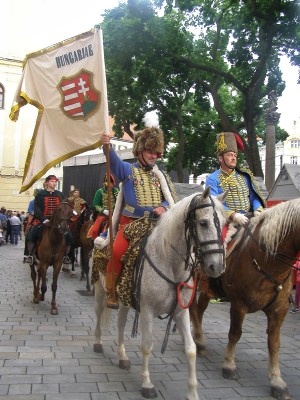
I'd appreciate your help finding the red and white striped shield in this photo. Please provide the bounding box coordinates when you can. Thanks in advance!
[58,69,100,120]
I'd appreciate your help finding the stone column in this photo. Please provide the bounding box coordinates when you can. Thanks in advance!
[263,91,280,192]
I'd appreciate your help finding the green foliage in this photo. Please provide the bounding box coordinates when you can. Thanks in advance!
[101,0,300,180]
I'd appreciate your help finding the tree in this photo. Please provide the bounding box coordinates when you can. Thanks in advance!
[157,0,299,176]
[102,0,299,179]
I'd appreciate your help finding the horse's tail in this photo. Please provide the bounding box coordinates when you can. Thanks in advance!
[94,274,112,329]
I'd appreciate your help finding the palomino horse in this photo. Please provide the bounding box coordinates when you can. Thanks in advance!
[190,198,300,400]
[93,187,227,400]
[29,201,74,315]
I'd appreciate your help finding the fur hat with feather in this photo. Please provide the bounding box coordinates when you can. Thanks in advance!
[132,111,164,158]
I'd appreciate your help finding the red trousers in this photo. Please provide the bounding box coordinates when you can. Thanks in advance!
[88,215,108,239]
[107,215,133,275]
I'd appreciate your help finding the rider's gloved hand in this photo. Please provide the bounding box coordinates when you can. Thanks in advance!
[232,212,249,226]
[254,207,264,217]
[43,219,50,224]
[103,209,109,216]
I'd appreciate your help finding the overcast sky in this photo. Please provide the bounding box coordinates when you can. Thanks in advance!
[3,0,299,133]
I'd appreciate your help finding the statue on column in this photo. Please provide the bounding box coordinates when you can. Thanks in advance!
[264,90,280,125]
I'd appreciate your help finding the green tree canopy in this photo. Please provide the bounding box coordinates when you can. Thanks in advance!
[102,0,299,180]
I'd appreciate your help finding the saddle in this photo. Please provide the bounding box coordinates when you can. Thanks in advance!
[91,217,157,308]
[87,215,108,240]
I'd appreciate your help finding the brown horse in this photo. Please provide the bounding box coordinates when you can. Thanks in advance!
[67,207,93,277]
[79,219,94,292]
[29,201,74,315]
[190,198,300,400]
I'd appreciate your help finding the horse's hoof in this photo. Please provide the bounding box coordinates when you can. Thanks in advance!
[71,272,77,277]
[33,298,39,304]
[119,360,131,370]
[51,308,58,315]
[222,367,239,380]
[93,343,103,353]
[271,387,291,400]
[141,387,157,398]
[195,343,206,357]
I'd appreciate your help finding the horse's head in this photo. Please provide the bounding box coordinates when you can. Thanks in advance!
[51,200,74,234]
[185,187,227,278]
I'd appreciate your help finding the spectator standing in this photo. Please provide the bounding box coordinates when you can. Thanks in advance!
[291,257,300,313]
[5,211,12,244]
[10,212,21,245]
[0,208,8,243]
[18,211,25,240]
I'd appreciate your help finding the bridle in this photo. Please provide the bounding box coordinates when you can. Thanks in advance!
[132,194,226,353]
[49,201,73,234]
[184,194,225,271]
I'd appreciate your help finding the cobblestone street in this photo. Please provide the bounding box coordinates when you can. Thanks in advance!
[0,241,299,400]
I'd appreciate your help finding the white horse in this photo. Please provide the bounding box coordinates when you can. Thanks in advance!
[93,187,227,400]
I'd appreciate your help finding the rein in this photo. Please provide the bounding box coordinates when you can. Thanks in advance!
[225,224,293,308]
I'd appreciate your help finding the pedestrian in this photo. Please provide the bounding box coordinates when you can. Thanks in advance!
[10,211,21,245]
[18,211,25,240]
[0,207,8,243]
[5,210,12,243]
[291,257,300,313]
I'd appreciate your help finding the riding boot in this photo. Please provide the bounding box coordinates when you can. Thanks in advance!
[62,245,71,264]
[105,272,119,309]
[25,241,34,264]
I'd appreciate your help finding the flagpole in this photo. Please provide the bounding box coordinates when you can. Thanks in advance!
[105,143,116,292]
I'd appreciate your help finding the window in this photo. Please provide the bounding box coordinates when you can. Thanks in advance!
[291,140,300,148]
[0,84,4,109]
[290,156,298,165]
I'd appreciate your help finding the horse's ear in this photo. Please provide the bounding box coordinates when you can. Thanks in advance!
[217,189,228,203]
[201,186,211,199]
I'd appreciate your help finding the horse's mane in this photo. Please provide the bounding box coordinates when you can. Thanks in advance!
[153,194,192,257]
[255,198,300,255]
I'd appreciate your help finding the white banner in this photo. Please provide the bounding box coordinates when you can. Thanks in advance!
[10,28,108,193]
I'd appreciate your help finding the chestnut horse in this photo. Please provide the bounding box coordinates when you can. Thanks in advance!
[29,201,74,315]
[190,198,300,400]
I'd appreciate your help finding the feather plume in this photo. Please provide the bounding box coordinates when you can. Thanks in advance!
[143,111,159,128]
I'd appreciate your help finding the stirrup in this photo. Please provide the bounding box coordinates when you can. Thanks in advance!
[106,300,119,310]
[62,256,71,264]
[106,294,119,310]
[25,255,34,264]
